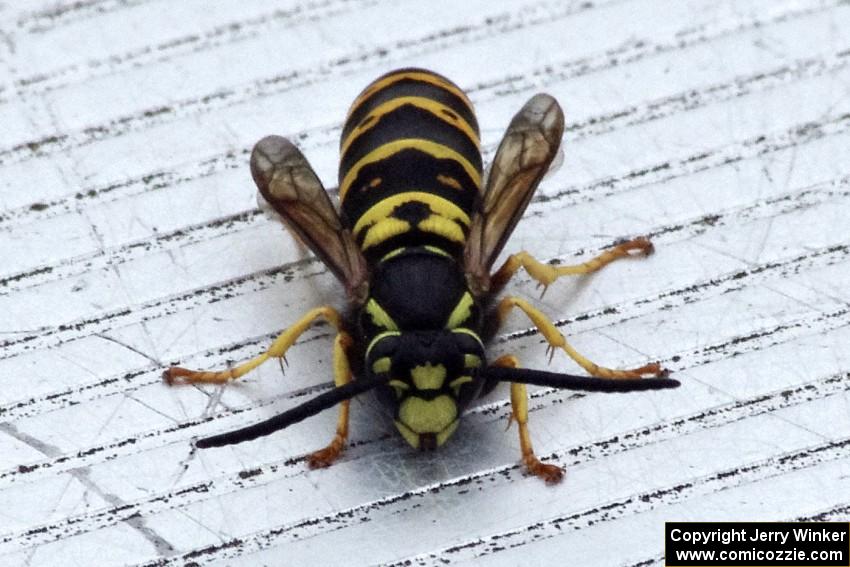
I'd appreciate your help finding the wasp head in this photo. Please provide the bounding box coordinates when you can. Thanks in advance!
[365,328,485,449]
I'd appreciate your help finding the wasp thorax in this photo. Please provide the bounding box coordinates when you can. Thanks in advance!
[366,330,485,450]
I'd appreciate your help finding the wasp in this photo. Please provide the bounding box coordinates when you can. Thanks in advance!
[165,68,677,483]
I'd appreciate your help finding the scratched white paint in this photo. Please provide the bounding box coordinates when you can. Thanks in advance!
[1,0,849,565]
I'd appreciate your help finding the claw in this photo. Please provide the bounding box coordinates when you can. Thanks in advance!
[162,368,175,385]
[524,456,564,484]
[631,362,668,378]
[163,366,191,385]
[307,444,342,469]
[546,345,556,364]
[625,236,654,257]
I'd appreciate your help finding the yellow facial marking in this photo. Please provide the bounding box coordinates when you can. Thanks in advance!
[398,395,457,433]
[340,139,481,199]
[394,420,420,449]
[353,191,470,237]
[448,375,473,396]
[445,292,474,329]
[372,357,391,374]
[463,354,481,368]
[437,174,463,190]
[362,217,410,249]
[365,298,398,331]
[436,419,459,446]
[410,363,447,390]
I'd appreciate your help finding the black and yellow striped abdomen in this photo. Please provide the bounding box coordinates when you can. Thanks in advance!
[339,69,482,260]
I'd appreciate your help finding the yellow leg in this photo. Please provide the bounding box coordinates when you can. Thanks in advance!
[307,332,354,468]
[492,355,564,484]
[490,237,653,294]
[497,296,665,379]
[164,306,343,384]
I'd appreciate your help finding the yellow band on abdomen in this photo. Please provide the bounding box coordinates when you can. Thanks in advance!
[346,71,475,121]
[340,139,481,200]
[341,96,480,156]
[352,191,470,236]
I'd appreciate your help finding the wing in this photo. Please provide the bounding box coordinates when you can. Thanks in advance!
[463,94,564,295]
[251,135,369,303]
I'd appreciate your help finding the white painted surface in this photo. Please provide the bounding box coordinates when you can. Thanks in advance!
[1,0,848,565]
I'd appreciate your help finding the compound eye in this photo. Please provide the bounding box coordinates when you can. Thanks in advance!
[388,379,409,398]
[452,331,485,359]
[367,333,400,359]
[448,375,473,396]
[366,332,401,376]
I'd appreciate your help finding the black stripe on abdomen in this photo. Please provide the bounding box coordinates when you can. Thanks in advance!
[338,69,482,257]
[340,148,479,226]
[340,102,481,177]
[342,69,478,143]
